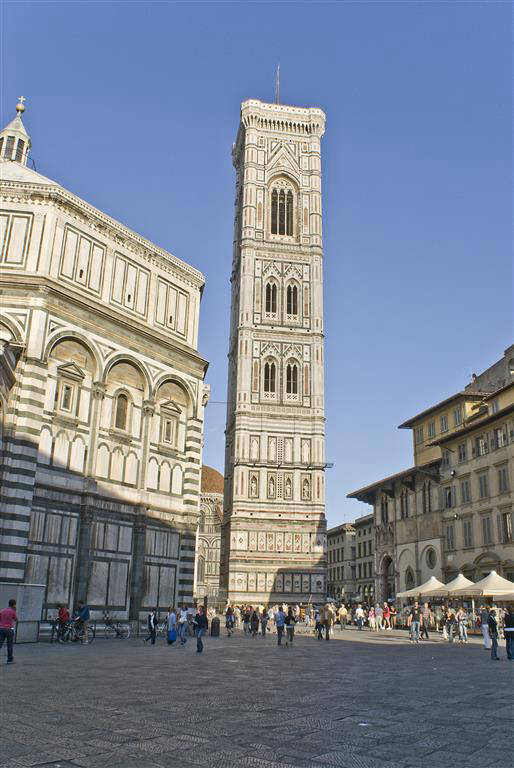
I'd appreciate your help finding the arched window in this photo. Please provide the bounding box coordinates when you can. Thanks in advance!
[405,568,415,590]
[114,393,128,430]
[265,282,277,315]
[286,285,298,316]
[15,140,25,163]
[286,362,298,395]
[271,189,278,233]
[263,361,276,394]
[270,184,294,235]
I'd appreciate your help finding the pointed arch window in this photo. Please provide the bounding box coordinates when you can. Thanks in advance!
[286,362,298,395]
[263,361,276,395]
[114,393,129,431]
[270,184,294,236]
[15,140,25,163]
[265,282,277,315]
[286,284,298,317]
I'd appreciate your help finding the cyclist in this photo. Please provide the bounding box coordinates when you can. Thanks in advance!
[75,601,90,644]
[57,603,70,642]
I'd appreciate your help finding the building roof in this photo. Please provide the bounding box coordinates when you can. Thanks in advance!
[353,512,374,526]
[0,159,54,186]
[327,523,355,537]
[346,461,440,503]
[201,465,224,495]
[429,402,514,446]
[398,391,487,429]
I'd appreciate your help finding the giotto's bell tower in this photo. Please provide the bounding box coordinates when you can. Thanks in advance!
[221,99,327,604]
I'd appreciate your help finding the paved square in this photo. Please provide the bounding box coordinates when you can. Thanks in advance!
[1,628,513,768]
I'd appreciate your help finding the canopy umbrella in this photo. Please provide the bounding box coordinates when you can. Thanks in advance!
[429,573,474,597]
[397,575,445,598]
[452,570,514,597]
[492,593,514,603]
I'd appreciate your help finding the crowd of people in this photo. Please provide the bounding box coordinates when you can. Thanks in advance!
[1,596,513,663]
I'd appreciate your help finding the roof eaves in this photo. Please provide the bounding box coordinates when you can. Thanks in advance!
[398,391,488,429]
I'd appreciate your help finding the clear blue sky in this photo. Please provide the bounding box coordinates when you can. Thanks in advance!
[3,1,512,527]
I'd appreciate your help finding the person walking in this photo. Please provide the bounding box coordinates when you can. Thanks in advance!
[314,608,323,640]
[250,608,260,638]
[178,605,189,646]
[285,607,296,647]
[193,605,208,653]
[368,606,376,632]
[383,602,391,630]
[480,605,492,650]
[420,602,431,640]
[488,609,500,660]
[503,605,514,660]
[375,603,383,631]
[225,606,235,637]
[243,607,251,636]
[0,598,17,664]
[355,604,364,631]
[390,604,397,629]
[323,604,334,640]
[338,604,347,630]
[167,607,177,645]
[144,608,158,645]
[260,608,268,637]
[408,602,421,643]
[275,605,286,646]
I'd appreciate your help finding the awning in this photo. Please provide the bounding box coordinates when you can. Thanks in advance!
[397,576,445,598]
[429,573,474,597]
[452,571,514,597]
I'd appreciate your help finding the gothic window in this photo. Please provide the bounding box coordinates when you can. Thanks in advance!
[285,361,299,398]
[263,361,276,396]
[265,282,277,315]
[5,136,15,159]
[270,184,294,236]
[302,477,311,500]
[114,393,129,431]
[286,284,298,317]
[380,496,389,524]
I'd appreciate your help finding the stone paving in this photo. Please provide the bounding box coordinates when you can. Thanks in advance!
[1,626,513,768]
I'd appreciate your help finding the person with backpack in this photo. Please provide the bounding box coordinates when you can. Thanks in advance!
[144,608,158,645]
[167,607,177,645]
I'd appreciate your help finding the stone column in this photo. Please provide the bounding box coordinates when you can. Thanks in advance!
[139,401,155,490]
[86,381,106,477]
[74,502,94,606]
[129,508,147,620]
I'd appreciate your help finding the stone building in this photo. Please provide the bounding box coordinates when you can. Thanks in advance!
[353,513,375,603]
[327,523,355,600]
[194,466,223,604]
[0,101,208,620]
[348,347,514,602]
[221,99,328,604]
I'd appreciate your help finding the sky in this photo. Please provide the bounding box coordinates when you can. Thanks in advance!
[2,1,512,527]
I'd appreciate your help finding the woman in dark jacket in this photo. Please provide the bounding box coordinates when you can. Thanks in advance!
[193,606,208,653]
[250,609,260,637]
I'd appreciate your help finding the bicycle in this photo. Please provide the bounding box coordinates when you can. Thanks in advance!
[62,619,95,644]
[104,619,130,640]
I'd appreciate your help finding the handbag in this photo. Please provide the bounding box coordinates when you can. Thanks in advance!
[168,627,177,645]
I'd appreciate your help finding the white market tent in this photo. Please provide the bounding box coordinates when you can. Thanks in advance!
[493,593,514,602]
[452,570,514,597]
[397,575,445,598]
[429,573,474,597]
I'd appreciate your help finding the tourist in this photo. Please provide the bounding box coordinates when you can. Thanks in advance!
[390,604,397,629]
[260,608,268,637]
[267,606,274,632]
[167,606,177,645]
[225,606,235,637]
[420,602,431,640]
[250,608,260,637]
[355,604,364,631]
[285,607,296,646]
[488,609,500,661]
[234,605,241,629]
[503,605,514,660]
[383,602,391,630]
[338,603,347,630]
[275,605,286,646]
[368,606,376,632]
[144,608,158,645]
[193,605,208,653]
[178,604,189,645]
[76,600,90,644]
[445,608,457,643]
[57,603,70,642]
[243,607,251,635]
[480,605,492,650]
[375,603,383,630]
[315,608,323,640]
[408,602,421,643]
[323,604,334,640]
[456,606,468,643]
[0,598,17,664]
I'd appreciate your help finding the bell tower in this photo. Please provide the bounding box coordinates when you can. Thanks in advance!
[221,99,327,604]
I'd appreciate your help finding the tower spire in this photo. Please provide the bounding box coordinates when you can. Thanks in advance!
[275,64,280,104]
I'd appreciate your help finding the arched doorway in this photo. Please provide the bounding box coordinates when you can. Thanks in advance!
[378,555,395,602]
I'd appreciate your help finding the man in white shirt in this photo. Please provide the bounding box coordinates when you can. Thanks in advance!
[178,605,189,646]
[355,604,365,631]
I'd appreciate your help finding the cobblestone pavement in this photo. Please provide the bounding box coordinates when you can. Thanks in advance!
[1,626,513,768]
